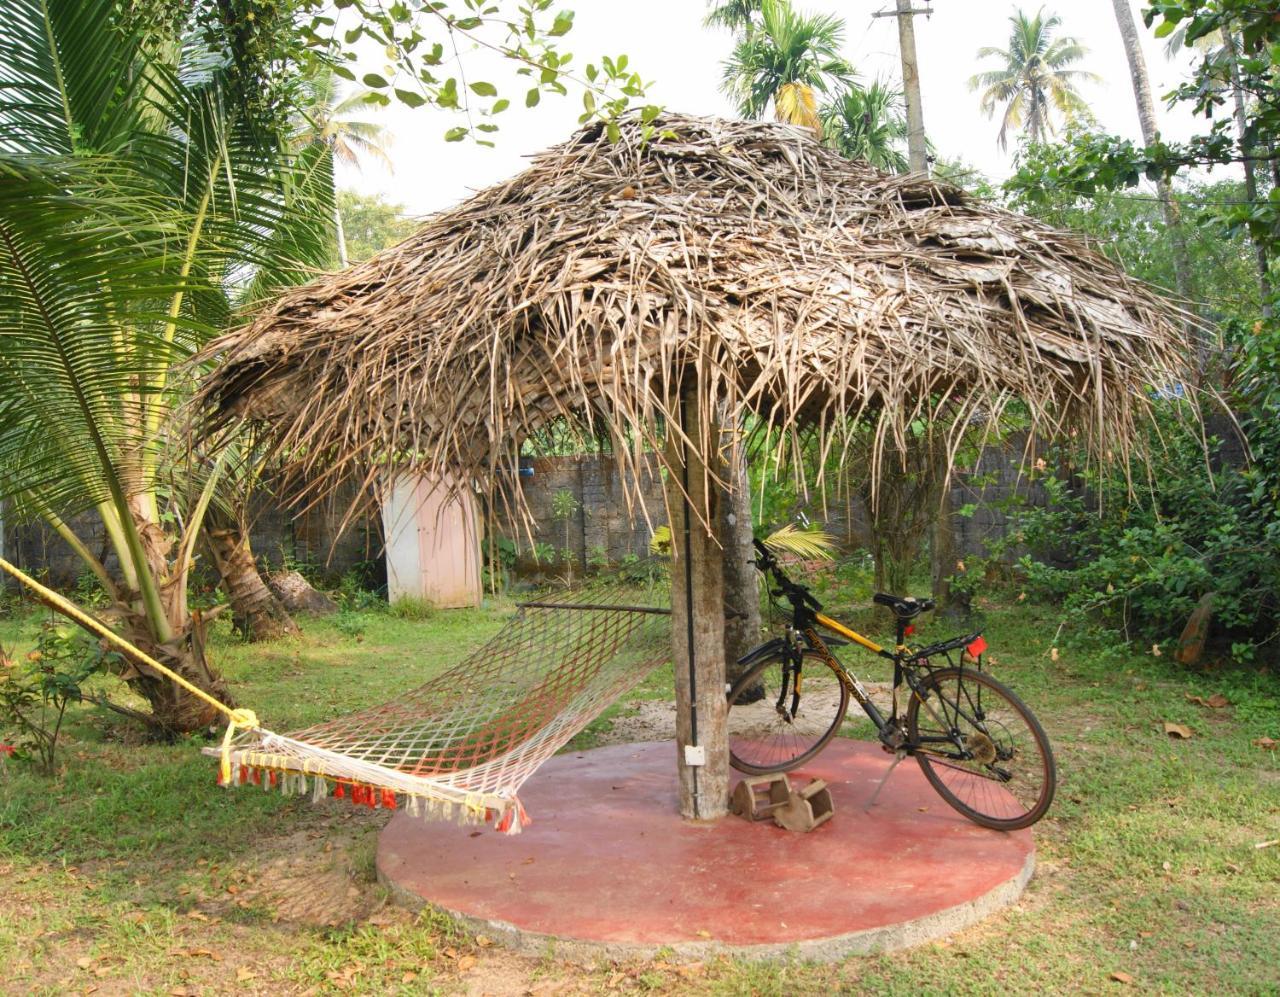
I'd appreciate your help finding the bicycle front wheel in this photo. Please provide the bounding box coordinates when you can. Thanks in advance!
[906,667,1056,831]
[727,650,849,775]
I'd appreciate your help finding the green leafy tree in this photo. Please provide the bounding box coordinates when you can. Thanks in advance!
[337,191,418,263]
[821,79,909,172]
[968,7,1100,150]
[0,0,333,731]
[295,0,656,144]
[720,0,855,134]
[1002,2,1279,289]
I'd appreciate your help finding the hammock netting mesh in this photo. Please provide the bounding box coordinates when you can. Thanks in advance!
[213,570,672,833]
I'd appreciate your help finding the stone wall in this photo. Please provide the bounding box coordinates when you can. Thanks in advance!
[3,439,1044,591]
[498,455,667,570]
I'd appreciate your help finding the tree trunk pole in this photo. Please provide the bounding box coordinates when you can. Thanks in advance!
[1110,0,1195,318]
[1223,29,1273,313]
[895,0,929,175]
[664,387,729,822]
[719,443,761,685]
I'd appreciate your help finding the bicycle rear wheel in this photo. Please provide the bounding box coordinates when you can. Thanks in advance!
[727,650,849,775]
[906,667,1055,831]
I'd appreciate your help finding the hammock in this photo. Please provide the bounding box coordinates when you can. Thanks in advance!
[216,574,672,833]
[0,557,671,835]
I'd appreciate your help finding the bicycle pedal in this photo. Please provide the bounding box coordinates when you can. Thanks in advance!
[729,774,792,822]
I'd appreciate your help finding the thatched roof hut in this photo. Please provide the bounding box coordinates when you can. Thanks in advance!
[198,113,1188,521]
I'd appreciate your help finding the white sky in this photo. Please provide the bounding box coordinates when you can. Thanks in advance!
[339,0,1208,218]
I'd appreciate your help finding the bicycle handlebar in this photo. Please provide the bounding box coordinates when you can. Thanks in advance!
[752,538,823,614]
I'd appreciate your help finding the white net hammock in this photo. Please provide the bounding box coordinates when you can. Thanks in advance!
[211,570,672,834]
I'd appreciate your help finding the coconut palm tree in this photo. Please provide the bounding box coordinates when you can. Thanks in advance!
[0,0,333,731]
[293,68,393,267]
[968,7,1099,150]
[720,0,856,135]
[822,80,910,173]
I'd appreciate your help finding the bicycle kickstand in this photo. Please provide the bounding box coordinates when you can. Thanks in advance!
[864,748,907,811]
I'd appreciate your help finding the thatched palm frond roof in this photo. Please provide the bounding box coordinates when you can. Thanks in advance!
[198,113,1189,520]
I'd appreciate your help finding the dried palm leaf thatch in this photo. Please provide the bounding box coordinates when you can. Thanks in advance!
[196,113,1193,531]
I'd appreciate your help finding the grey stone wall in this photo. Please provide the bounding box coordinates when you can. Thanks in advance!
[3,439,1044,591]
[498,455,667,570]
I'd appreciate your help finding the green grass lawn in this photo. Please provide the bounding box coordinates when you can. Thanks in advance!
[0,586,1277,995]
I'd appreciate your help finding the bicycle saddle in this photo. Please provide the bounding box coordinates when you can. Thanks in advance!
[872,593,935,619]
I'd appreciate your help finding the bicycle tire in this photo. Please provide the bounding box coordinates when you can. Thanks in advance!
[727,649,850,775]
[906,666,1056,831]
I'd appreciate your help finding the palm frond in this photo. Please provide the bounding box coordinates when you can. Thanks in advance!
[762,523,836,561]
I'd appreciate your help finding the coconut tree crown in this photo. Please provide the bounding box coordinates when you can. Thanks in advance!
[968,7,1100,149]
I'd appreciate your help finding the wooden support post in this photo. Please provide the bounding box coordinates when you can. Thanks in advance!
[664,388,730,821]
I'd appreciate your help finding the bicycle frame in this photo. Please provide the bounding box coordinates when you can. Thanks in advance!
[746,540,987,760]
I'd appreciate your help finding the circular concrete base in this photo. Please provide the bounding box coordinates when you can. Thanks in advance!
[376,740,1034,962]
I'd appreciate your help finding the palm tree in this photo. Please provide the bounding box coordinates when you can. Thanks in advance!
[721,0,856,135]
[0,0,332,731]
[704,0,764,33]
[293,68,393,268]
[968,7,1099,150]
[822,80,910,173]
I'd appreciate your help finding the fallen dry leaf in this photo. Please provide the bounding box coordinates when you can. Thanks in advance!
[172,948,221,962]
[1252,736,1277,750]
[236,968,258,983]
[475,935,493,948]
[1110,971,1134,985]
[456,955,477,972]
[1163,722,1193,739]
[1185,693,1229,709]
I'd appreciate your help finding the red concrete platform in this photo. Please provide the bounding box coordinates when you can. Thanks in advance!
[376,740,1035,961]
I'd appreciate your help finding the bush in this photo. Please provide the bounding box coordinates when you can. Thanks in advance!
[1006,408,1280,661]
[0,622,117,773]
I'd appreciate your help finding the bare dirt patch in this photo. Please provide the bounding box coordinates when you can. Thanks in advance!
[600,681,895,746]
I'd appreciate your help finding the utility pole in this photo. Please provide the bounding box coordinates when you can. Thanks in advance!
[872,1,931,175]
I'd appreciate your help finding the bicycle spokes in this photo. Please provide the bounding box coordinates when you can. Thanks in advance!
[907,668,1055,830]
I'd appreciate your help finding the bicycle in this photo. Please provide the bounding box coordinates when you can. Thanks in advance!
[727,540,1056,830]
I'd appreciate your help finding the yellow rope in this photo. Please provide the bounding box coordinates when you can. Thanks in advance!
[0,555,257,782]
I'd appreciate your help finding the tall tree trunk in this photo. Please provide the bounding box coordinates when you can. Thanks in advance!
[333,198,349,268]
[861,439,942,602]
[1223,29,1273,311]
[206,525,299,641]
[1111,0,1195,313]
[718,448,762,685]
